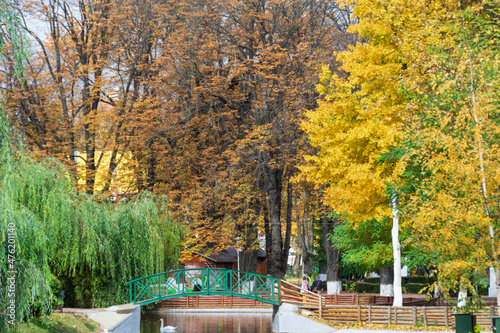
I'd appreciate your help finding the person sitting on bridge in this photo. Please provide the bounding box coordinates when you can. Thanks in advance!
[193,277,202,291]
[311,276,323,293]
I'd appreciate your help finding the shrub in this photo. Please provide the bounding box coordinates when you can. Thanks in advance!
[403,283,429,294]
[353,282,380,293]
[364,277,380,284]
[404,276,429,284]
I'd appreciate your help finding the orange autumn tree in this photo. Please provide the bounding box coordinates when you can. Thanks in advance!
[2,0,172,194]
[145,0,355,277]
[3,0,356,278]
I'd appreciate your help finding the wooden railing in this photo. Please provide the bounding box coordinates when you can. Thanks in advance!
[321,293,434,306]
[155,295,273,309]
[311,305,499,329]
[279,279,326,307]
[154,291,433,309]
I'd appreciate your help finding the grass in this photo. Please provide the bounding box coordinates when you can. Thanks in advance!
[9,313,101,333]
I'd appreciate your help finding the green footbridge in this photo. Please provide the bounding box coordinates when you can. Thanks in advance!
[125,268,281,306]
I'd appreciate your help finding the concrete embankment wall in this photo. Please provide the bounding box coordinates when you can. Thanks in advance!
[107,305,140,333]
[84,303,140,333]
[272,302,335,333]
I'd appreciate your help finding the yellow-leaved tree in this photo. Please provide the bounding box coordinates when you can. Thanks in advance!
[300,0,498,307]
[401,1,500,307]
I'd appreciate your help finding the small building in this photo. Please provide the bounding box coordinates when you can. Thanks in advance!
[183,247,267,275]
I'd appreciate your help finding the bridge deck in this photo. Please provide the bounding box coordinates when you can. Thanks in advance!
[126,268,324,308]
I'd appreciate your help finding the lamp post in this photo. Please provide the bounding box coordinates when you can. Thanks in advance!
[237,249,242,293]
[60,290,65,313]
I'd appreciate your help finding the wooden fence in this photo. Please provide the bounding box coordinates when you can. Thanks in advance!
[155,295,272,309]
[321,294,429,306]
[311,305,499,329]
[154,293,431,309]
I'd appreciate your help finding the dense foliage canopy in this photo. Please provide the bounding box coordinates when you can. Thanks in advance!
[301,0,500,305]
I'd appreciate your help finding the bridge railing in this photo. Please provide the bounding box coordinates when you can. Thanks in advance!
[125,268,281,306]
[279,279,325,307]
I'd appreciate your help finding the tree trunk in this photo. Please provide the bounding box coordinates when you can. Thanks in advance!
[302,251,313,277]
[380,265,394,297]
[292,253,301,277]
[84,123,95,195]
[392,195,402,307]
[457,285,467,308]
[236,200,259,273]
[321,216,342,295]
[495,267,500,306]
[294,192,314,277]
[264,167,291,279]
[239,249,258,273]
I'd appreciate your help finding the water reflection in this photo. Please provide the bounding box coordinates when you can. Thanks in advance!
[141,312,273,333]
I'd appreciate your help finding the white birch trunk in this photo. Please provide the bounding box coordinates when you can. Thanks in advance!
[467,55,499,306]
[381,284,394,297]
[392,194,403,307]
[457,285,467,308]
[327,281,342,295]
[496,267,500,307]
[489,267,498,297]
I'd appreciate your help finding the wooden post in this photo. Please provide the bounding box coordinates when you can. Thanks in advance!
[357,305,361,322]
[491,306,495,330]
[368,305,371,324]
[319,292,323,319]
[394,307,398,325]
[388,306,391,325]
[352,294,355,305]
[335,294,338,305]
[444,307,449,328]
[423,306,427,326]
[413,306,417,326]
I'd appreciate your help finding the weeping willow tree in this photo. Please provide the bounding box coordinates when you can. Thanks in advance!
[0,1,182,329]
[1,128,183,324]
[1,112,183,329]
[4,158,182,307]
[1,150,182,327]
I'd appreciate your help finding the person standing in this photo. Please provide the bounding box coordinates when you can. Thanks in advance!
[311,276,323,293]
[301,276,309,293]
[307,275,313,291]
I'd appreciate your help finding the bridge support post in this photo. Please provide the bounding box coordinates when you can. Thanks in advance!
[272,304,279,322]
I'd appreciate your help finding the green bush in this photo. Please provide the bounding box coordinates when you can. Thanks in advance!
[355,282,380,293]
[478,286,488,296]
[364,277,380,284]
[342,281,357,292]
[404,276,429,284]
[403,283,429,294]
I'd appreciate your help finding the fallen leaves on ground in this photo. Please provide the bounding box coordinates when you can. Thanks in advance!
[295,312,453,331]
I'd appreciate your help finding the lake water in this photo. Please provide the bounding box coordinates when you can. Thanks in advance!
[141,312,273,333]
